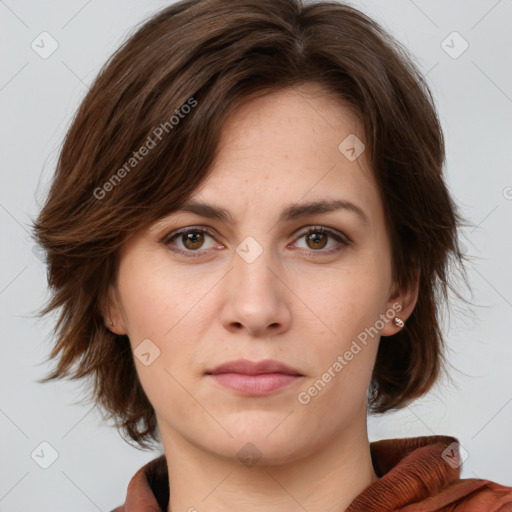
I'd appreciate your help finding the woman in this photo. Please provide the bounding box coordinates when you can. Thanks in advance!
[31,0,512,510]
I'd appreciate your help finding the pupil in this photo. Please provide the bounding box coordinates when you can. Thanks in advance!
[185,232,203,248]
[309,232,326,249]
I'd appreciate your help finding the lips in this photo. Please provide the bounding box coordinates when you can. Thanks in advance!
[206,359,303,376]
[206,359,304,396]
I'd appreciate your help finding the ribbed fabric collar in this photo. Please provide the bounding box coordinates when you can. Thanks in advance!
[112,435,512,512]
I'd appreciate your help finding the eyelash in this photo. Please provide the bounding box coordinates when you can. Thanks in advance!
[162,225,351,259]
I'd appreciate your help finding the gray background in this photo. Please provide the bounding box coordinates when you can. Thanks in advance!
[1,0,511,510]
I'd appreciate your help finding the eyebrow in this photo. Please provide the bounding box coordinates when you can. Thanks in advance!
[173,198,369,225]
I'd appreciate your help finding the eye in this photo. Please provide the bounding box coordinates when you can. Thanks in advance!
[291,226,350,255]
[162,225,350,259]
[163,227,223,258]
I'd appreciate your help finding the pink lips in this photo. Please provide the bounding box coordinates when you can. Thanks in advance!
[206,359,303,396]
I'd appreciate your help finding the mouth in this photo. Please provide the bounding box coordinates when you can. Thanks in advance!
[206,359,304,396]
[207,358,303,376]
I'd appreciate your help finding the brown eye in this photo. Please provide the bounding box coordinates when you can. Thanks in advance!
[181,231,205,250]
[292,226,350,256]
[164,227,220,258]
[306,231,328,250]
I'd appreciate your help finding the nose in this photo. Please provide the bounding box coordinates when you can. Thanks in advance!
[219,242,292,337]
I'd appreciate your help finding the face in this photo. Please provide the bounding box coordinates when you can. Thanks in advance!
[107,83,415,465]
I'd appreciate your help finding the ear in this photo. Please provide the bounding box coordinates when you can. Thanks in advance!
[100,283,127,335]
[380,268,420,337]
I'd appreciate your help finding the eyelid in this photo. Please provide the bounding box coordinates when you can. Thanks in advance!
[293,225,352,244]
[289,225,351,256]
[161,225,219,244]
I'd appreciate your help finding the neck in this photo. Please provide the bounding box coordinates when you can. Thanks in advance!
[162,420,379,512]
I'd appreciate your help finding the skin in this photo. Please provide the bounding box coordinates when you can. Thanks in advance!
[106,82,419,512]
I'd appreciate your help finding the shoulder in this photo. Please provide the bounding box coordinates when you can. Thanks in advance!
[412,477,512,512]
[361,435,512,511]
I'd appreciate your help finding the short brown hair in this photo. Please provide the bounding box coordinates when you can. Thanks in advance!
[31,0,469,449]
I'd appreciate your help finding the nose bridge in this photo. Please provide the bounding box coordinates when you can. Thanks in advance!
[220,233,291,335]
[232,234,279,295]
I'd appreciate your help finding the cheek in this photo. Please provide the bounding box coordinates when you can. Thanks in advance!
[294,256,389,335]
[296,279,382,412]
[289,252,390,386]
[116,253,218,403]
[117,251,216,341]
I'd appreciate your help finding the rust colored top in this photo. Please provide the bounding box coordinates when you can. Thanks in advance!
[111,435,512,512]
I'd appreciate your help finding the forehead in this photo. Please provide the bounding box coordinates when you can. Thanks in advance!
[185,84,382,227]
[216,83,365,157]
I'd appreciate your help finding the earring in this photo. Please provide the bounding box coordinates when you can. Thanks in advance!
[394,317,405,328]
[110,320,114,326]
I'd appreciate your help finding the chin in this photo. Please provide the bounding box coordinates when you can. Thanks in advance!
[203,425,311,467]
